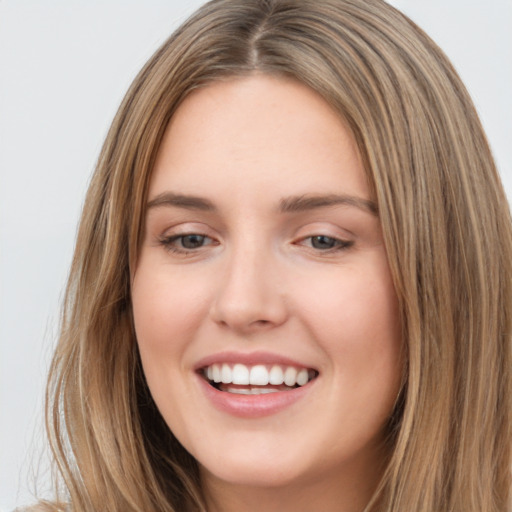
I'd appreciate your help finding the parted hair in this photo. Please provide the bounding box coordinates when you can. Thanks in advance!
[32,0,512,511]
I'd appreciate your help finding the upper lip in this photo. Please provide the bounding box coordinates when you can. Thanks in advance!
[193,351,318,372]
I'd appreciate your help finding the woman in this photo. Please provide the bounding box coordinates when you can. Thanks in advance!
[33,0,512,511]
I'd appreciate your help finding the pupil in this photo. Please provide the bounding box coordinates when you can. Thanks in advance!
[311,235,335,249]
[182,235,205,249]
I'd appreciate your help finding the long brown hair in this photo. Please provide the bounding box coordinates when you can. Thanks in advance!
[36,1,512,510]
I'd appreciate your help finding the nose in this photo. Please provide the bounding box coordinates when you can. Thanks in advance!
[210,243,288,334]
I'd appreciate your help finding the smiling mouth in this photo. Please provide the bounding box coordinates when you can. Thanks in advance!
[200,363,318,394]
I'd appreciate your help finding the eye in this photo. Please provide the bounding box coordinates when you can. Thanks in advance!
[178,234,209,249]
[160,233,216,254]
[301,235,353,252]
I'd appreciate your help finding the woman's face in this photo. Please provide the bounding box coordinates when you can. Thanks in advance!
[132,75,402,498]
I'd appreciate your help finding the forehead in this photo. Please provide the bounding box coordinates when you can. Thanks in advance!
[149,74,369,206]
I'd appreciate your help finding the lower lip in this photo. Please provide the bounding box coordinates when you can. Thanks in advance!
[196,374,315,418]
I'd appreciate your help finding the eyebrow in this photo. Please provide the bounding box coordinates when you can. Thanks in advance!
[146,191,378,216]
[279,194,378,215]
[147,192,217,211]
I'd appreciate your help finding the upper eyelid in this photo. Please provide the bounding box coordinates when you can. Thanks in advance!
[158,222,216,237]
[153,218,356,242]
[293,222,355,239]
[296,234,353,247]
[157,225,353,240]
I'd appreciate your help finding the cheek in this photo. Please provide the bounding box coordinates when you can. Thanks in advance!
[132,265,210,355]
[292,257,402,378]
[131,265,212,426]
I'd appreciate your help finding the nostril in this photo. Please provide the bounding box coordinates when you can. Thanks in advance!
[209,269,288,330]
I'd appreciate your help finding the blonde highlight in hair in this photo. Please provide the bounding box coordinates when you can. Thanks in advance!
[37,1,511,511]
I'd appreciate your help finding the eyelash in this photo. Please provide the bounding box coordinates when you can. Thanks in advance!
[300,235,354,252]
[159,233,216,254]
[159,233,353,255]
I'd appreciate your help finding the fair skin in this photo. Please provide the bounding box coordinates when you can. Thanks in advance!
[132,75,402,512]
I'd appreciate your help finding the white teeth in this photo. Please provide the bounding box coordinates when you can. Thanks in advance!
[284,366,298,386]
[296,368,308,386]
[212,364,222,383]
[252,387,279,394]
[226,387,251,395]
[249,365,269,385]
[269,365,284,385]
[221,364,232,384]
[204,363,316,388]
[224,386,280,395]
[232,364,250,385]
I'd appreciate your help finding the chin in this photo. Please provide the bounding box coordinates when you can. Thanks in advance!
[200,457,308,489]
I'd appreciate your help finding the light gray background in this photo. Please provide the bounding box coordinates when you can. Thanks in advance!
[1,1,511,510]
